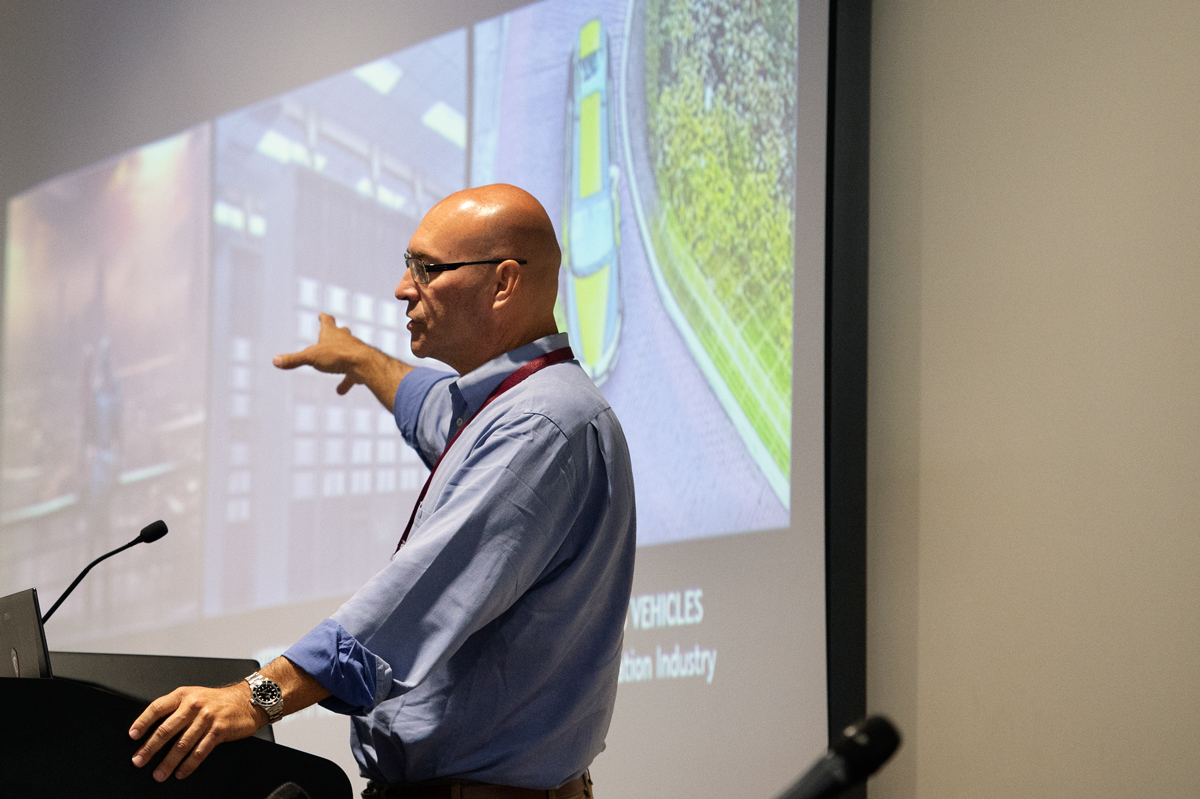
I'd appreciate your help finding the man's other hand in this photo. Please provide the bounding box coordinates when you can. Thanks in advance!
[274,313,412,411]
[128,683,264,782]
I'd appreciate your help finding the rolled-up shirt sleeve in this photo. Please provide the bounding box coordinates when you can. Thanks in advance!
[283,619,393,715]
[286,408,593,715]
[393,367,455,467]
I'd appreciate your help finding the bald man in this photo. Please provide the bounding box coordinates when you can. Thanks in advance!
[129,185,636,798]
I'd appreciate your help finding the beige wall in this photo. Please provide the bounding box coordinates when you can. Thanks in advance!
[867,1,1200,796]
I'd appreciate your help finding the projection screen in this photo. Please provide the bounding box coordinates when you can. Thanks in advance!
[0,1,833,796]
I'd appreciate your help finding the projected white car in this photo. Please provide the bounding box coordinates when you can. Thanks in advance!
[559,18,622,386]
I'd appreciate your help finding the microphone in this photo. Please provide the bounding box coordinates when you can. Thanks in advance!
[776,716,901,799]
[137,519,168,543]
[265,783,311,799]
[40,520,169,623]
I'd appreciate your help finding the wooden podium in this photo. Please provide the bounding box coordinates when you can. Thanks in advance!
[0,665,352,798]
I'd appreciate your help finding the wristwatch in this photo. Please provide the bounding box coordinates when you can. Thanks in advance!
[245,671,284,724]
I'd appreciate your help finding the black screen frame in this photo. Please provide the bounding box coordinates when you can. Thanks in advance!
[824,0,871,770]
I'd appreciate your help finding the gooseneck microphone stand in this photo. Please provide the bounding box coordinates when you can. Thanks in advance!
[40,519,168,623]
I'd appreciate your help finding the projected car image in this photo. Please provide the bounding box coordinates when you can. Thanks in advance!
[559,18,622,386]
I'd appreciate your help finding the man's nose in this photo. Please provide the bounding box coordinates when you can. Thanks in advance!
[396,267,416,300]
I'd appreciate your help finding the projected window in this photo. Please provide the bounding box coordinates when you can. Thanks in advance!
[201,28,467,613]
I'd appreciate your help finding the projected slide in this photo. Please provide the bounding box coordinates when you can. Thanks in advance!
[2,1,822,796]
[1,0,800,628]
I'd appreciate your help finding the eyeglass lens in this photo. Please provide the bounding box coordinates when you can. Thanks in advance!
[405,255,430,284]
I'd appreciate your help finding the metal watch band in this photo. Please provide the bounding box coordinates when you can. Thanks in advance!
[245,671,284,724]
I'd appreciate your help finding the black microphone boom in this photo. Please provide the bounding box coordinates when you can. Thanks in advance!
[776,716,901,799]
[40,520,169,623]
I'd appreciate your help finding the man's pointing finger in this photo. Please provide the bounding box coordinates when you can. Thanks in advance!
[273,350,310,369]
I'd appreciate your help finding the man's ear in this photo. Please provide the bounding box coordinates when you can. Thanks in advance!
[492,259,521,309]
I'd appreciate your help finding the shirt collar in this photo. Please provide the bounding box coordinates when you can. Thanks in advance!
[447,333,571,421]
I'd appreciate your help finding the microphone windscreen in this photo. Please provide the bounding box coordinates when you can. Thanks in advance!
[138,519,169,543]
[265,783,311,799]
[830,716,901,782]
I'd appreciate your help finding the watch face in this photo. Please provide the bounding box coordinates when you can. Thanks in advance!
[251,680,283,706]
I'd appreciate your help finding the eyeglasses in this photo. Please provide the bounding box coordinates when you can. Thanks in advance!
[403,252,527,284]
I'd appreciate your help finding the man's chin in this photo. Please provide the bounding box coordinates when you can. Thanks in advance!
[408,338,433,362]
[406,325,424,353]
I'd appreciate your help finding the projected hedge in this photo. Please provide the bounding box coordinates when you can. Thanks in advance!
[644,0,797,477]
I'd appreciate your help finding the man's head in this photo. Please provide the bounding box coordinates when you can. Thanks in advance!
[397,184,561,375]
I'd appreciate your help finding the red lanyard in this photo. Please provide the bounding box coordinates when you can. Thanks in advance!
[394,346,575,553]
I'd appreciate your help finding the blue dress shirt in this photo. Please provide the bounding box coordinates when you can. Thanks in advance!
[284,333,637,789]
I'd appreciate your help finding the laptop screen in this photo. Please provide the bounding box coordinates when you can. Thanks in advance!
[0,589,53,678]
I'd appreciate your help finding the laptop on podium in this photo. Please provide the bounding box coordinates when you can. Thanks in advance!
[0,588,52,678]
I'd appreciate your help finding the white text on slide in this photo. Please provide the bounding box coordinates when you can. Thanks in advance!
[627,588,703,630]
[617,644,718,684]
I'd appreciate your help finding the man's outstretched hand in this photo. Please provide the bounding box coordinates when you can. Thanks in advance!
[274,313,413,411]
[128,683,264,782]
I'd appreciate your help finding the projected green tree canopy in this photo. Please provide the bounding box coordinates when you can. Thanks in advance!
[644,0,797,475]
